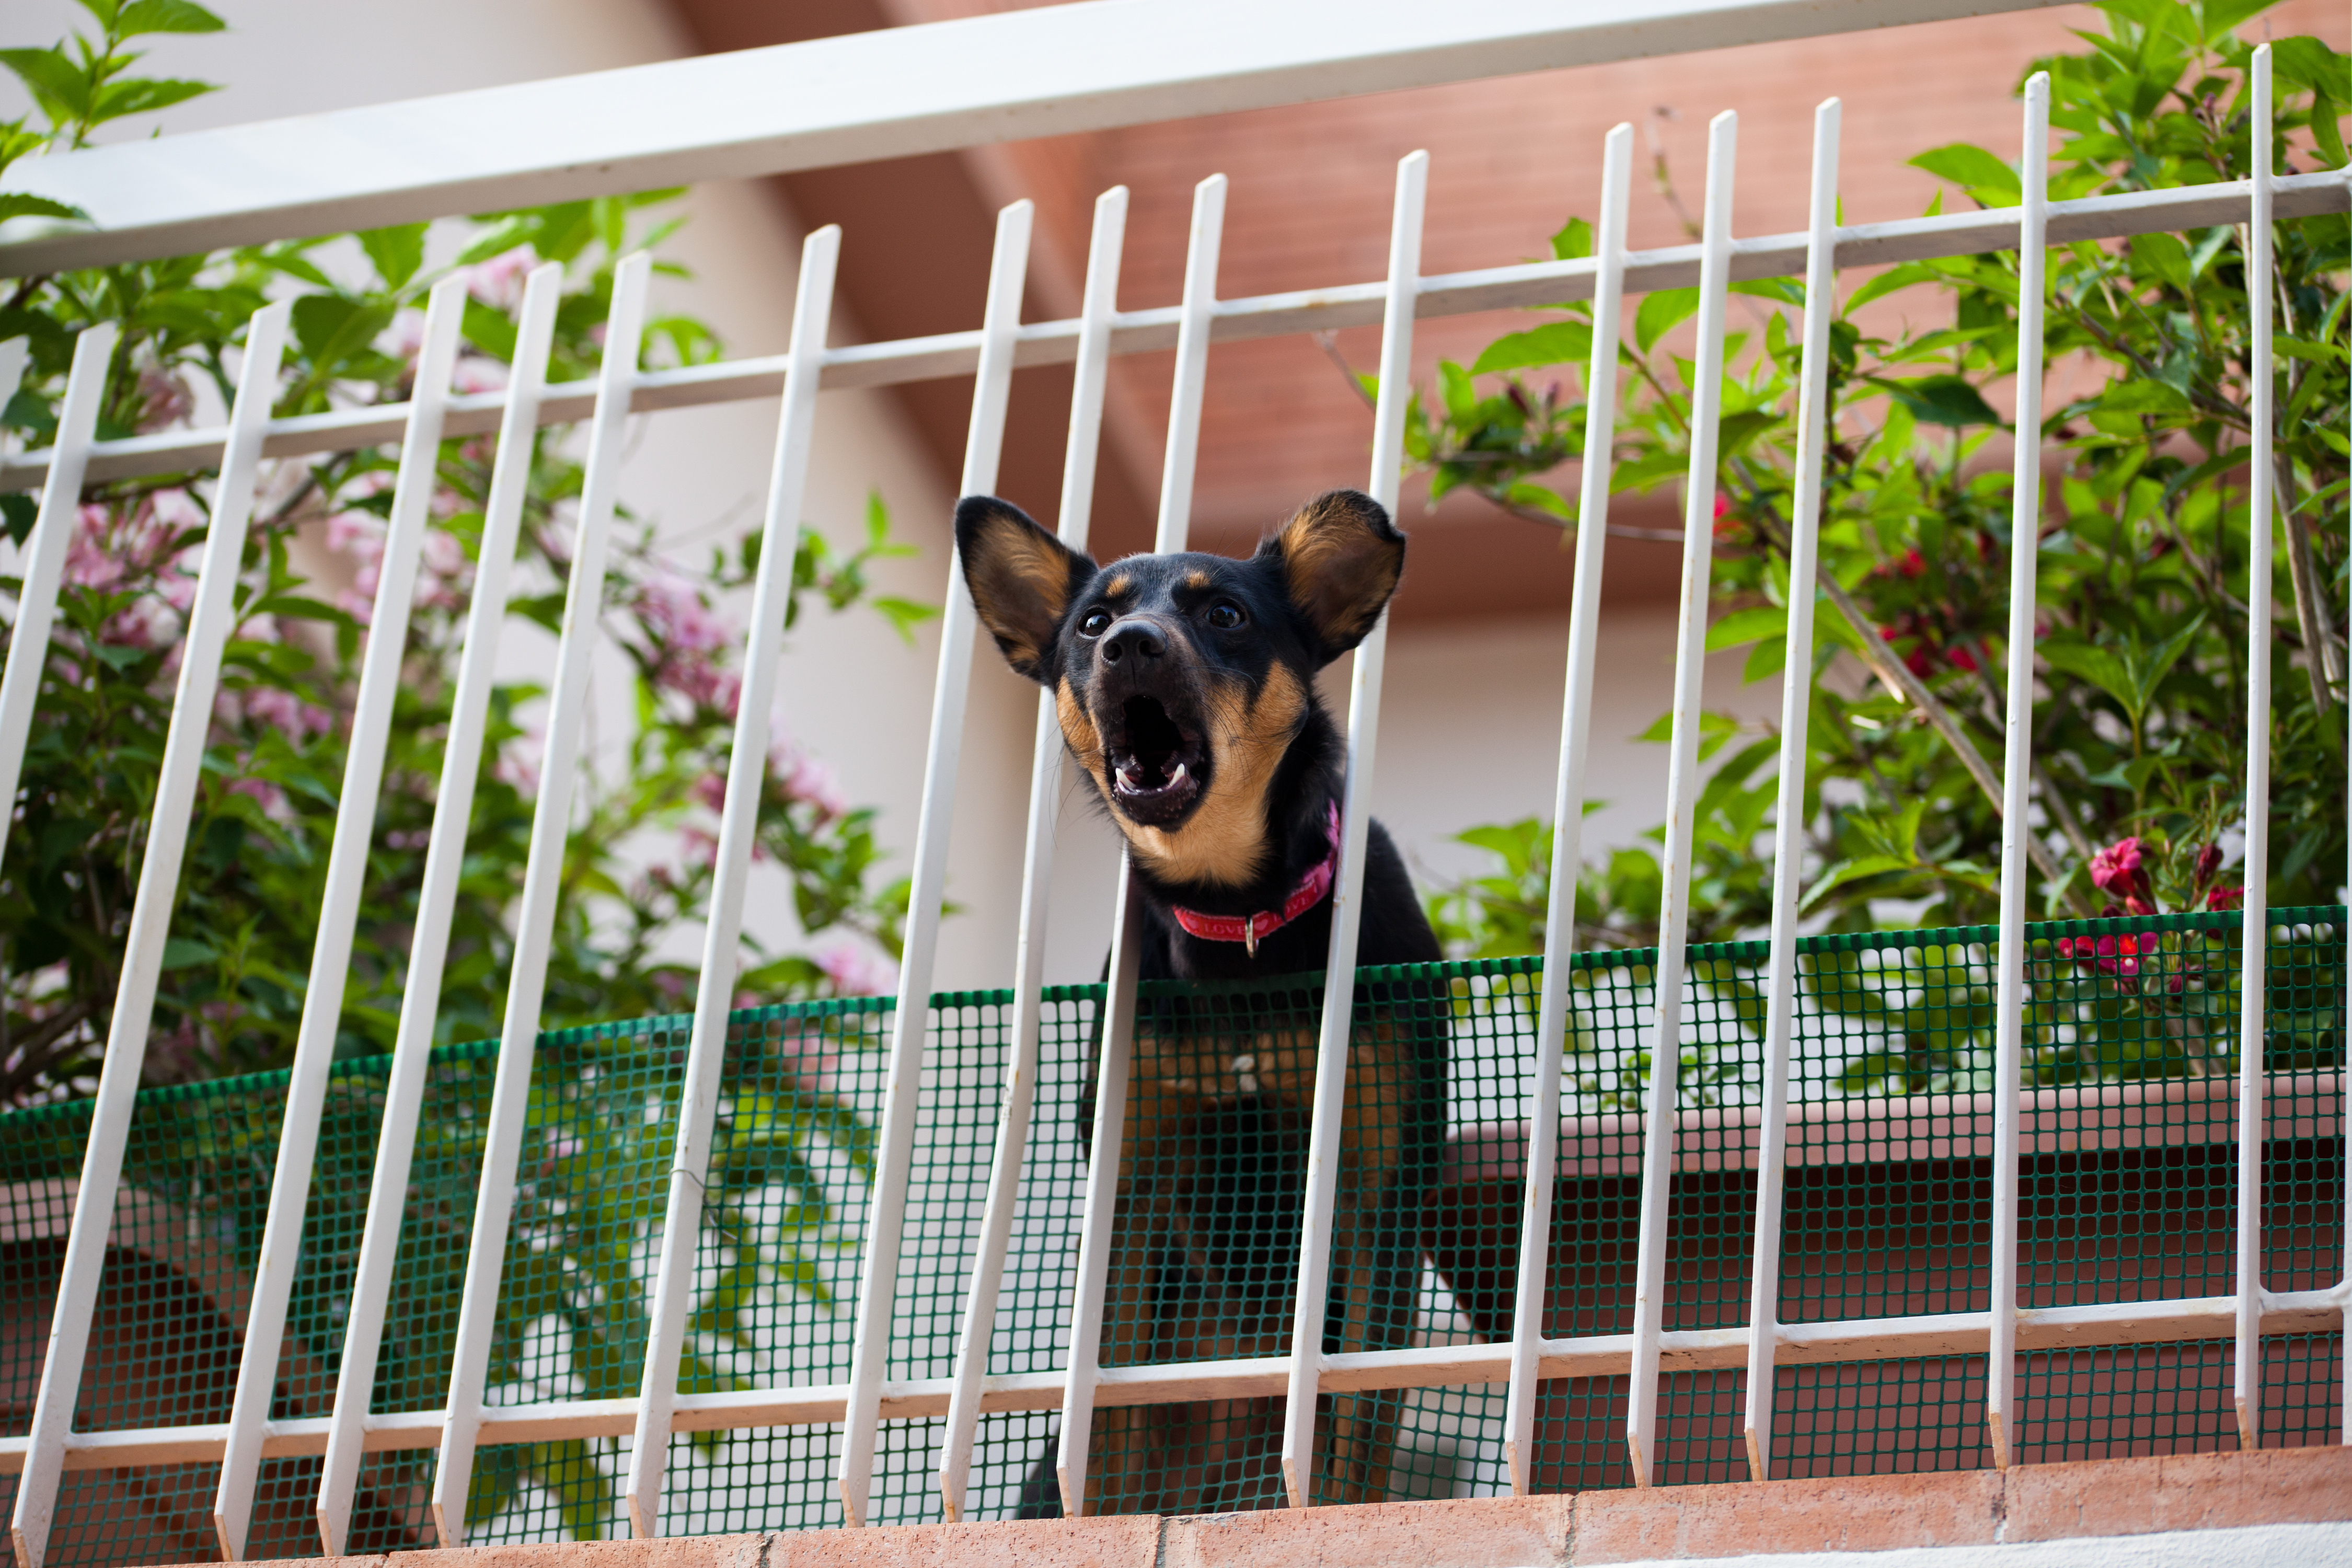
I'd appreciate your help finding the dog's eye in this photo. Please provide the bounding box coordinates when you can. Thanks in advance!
[1079,609,1112,638]
[1207,601,1246,630]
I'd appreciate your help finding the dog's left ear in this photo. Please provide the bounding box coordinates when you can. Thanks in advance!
[1256,489,1406,665]
[956,494,1098,683]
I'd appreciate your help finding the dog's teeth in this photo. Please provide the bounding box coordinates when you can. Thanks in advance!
[1169,762,1189,786]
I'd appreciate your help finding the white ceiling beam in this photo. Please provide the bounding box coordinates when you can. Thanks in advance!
[0,0,2067,276]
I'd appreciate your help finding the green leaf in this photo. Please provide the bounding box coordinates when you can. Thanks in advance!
[86,76,216,124]
[0,492,36,547]
[2127,231,2193,295]
[2040,639,2138,721]
[2099,379,2192,414]
[1471,320,1592,375]
[1728,278,1805,307]
[1909,143,2021,206]
[1550,217,1594,261]
[358,222,428,290]
[1869,373,2002,427]
[1843,261,1943,314]
[0,193,86,224]
[159,937,215,970]
[2266,33,2347,93]
[0,49,93,122]
[1437,360,1476,421]
[1705,603,1788,652]
[1633,287,1701,354]
[460,296,517,361]
[1800,854,1913,913]
[113,0,225,34]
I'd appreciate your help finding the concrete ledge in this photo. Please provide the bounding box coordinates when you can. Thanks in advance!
[154,1446,2352,1568]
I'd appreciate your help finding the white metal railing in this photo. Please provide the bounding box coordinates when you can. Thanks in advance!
[0,9,2343,1566]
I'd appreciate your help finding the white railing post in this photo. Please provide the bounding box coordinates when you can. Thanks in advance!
[938,185,1128,1522]
[1624,110,1736,1489]
[1056,170,1224,1519]
[211,275,468,1561]
[1985,72,2049,1473]
[1741,96,1840,1484]
[1504,122,1631,1497]
[9,300,291,1568]
[1278,147,1426,1511]
[0,323,117,877]
[622,224,841,1540]
[313,262,563,1557]
[835,200,1033,1529]
[428,255,653,1547]
[2234,43,2274,1457]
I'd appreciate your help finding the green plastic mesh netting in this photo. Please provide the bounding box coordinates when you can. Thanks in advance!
[0,908,2338,1562]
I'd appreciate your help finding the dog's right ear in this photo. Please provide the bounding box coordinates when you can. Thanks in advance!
[955,495,1098,684]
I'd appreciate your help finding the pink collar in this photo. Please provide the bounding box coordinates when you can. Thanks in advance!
[1171,804,1341,958]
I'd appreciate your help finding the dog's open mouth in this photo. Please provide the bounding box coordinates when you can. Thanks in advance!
[1108,696,1205,823]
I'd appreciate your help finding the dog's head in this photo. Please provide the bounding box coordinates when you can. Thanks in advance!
[957,489,1404,888]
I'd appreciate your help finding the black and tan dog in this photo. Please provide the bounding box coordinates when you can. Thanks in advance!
[956,488,1444,1517]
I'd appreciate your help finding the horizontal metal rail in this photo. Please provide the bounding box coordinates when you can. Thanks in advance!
[3,1288,2335,1476]
[0,0,2063,278]
[5,169,2344,496]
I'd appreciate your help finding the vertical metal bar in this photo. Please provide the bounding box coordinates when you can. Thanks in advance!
[2234,42,2274,1457]
[623,225,841,1539]
[211,276,468,1561]
[429,255,653,1547]
[1624,109,1736,1490]
[836,200,1033,1529]
[1057,170,1224,1519]
[314,263,563,1557]
[1278,148,1426,1511]
[937,185,1128,1523]
[1504,124,1631,1497]
[1053,865,1146,1517]
[0,324,117,878]
[1741,96,1840,1486]
[9,301,291,1568]
[1984,72,2049,1473]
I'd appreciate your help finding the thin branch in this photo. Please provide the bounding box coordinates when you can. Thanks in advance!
[1310,331,1378,411]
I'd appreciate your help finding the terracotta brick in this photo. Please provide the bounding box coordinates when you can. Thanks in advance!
[1570,1469,2003,1562]
[1163,1495,1571,1568]
[765,1514,1160,1568]
[2004,1445,2352,1542]
[385,1536,765,1568]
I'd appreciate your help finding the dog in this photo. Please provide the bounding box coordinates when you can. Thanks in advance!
[955,488,1445,1517]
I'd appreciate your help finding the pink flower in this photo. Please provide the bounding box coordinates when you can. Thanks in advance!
[681,827,720,868]
[693,770,730,814]
[779,749,847,820]
[638,570,732,656]
[135,365,193,432]
[326,511,386,563]
[453,356,509,396]
[2207,884,2244,912]
[463,247,535,313]
[494,733,541,795]
[2089,837,2155,917]
[245,686,333,740]
[386,309,428,364]
[226,775,289,816]
[815,940,897,1000]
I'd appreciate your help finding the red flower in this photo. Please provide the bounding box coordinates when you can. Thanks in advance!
[2089,837,2157,917]
[2193,843,2223,890]
[2057,930,2151,978]
[2207,884,2244,912]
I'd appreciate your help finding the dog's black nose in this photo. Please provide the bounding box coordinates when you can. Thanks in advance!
[1099,616,1167,665]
